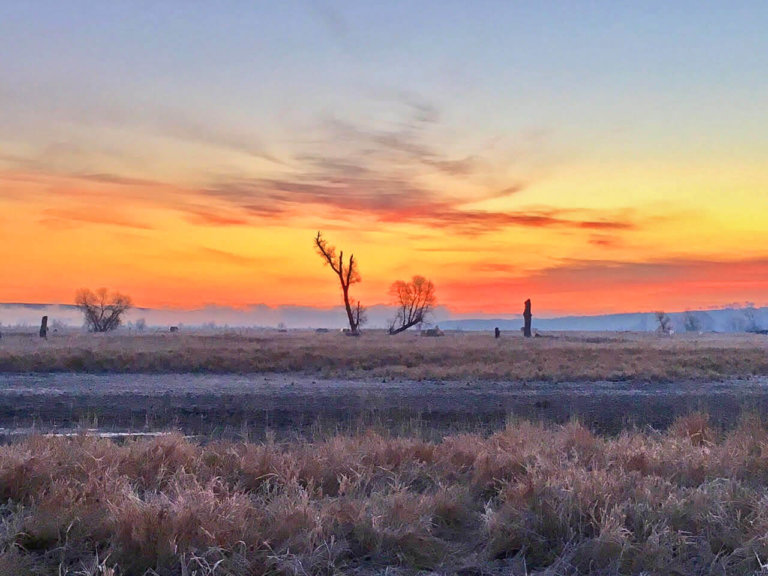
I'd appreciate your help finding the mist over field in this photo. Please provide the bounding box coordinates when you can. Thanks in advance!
[1,302,766,333]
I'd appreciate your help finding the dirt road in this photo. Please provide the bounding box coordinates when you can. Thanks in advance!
[2,373,767,438]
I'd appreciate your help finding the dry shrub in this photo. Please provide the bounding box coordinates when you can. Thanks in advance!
[434,433,483,476]
[234,442,291,492]
[430,485,477,535]
[119,432,199,490]
[292,438,363,497]
[559,420,603,462]
[719,413,768,483]
[0,547,36,576]
[262,483,331,552]
[357,432,435,469]
[610,432,656,476]
[571,509,631,573]
[20,478,107,551]
[0,438,67,502]
[351,489,447,570]
[670,411,716,446]
[468,445,527,495]
[267,537,350,576]
[108,478,260,573]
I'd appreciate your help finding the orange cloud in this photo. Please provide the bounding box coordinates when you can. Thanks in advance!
[438,257,768,315]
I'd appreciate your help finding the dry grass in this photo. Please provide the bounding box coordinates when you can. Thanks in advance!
[2,330,768,382]
[4,416,768,574]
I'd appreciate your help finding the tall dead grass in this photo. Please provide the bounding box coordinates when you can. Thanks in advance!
[2,330,768,381]
[3,415,768,574]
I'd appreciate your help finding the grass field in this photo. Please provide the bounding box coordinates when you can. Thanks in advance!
[1,330,768,382]
[3,414,768,575]
[3,331,768,574]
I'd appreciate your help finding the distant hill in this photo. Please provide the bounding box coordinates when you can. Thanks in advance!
[440,312,654,332]
[440,307,768,333]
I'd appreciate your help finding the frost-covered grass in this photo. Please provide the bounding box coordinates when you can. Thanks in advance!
[3,414,768,575]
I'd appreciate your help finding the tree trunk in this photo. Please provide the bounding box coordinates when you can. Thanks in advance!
[341,286,358,334]
[39,316,48,339]
[523,299,532,338]
[389,318,421,335]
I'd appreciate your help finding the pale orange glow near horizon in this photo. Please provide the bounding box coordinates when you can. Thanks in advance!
[2,166,767,317]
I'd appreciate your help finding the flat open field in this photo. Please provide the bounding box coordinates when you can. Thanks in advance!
[0,331,767,437]
[3,372,768,439]
[2,330,768,381]
[3,332,768,574]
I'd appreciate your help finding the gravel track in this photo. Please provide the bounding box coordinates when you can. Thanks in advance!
[2,373,767,438]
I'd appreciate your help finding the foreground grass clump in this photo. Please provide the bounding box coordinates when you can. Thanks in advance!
[2,330,768,381]
[3,415,768,574]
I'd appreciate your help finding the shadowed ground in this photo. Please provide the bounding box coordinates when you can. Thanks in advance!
[2,373,768,438]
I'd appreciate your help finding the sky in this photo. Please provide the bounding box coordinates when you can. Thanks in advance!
[1,1,768,316]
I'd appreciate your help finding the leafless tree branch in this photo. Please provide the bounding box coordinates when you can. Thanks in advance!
[314,232,364,334]
[389,276,436,334]
[75,288,132,332]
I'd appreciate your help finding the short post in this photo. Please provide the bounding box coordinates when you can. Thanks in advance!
[523,299,532,338]
[39,315,49,339]
[494,327,501,339]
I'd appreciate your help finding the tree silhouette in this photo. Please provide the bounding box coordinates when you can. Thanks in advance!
[75,288,132,332]
[683,311,702,332]
[655,311,673,335]
[388,275,436,334]
[314,232,365,334]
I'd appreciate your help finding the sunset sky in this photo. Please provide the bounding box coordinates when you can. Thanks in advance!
[2,2,767,316]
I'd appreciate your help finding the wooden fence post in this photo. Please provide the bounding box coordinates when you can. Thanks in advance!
[523,300,532,338]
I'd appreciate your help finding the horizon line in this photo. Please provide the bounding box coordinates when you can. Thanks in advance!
[1,300,764,321]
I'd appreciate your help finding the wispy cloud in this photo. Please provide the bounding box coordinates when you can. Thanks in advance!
[75,173,159,187]
[182,206,251,227]
[198,247,260,266]
[191,101,536,234]
[589,235,621,247]
[202,171,632,234]
[38,208,154,230]
[189,99,648,236]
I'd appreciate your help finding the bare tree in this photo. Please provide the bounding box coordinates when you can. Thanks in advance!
[75,288,132,332]
[655,311,673,335]
[314,232,365,334]
[742,304,761,333]
[389,275,436,334]
[683,311,702,333]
